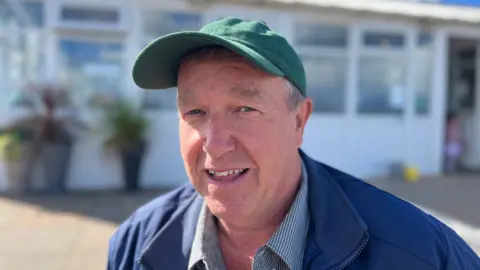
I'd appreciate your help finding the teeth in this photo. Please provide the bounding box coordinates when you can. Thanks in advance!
[208,169,245,176]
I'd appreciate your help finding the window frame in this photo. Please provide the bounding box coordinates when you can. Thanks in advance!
[56,35,126,108]
[52,1,128,32]
[293,18,351,114]
[356,25,410,116]
[413,30,434,116]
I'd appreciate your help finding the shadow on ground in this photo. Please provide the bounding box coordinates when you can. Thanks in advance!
[1,173,479,228]
[0,188,171,225]
[369,173,480,228]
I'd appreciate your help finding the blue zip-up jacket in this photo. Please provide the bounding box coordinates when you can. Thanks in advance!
[107,150,480,269]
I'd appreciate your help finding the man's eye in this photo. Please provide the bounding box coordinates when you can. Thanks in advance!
[186,109,205,116]
[238,106,257,113]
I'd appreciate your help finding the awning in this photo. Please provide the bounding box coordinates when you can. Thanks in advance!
[269,0,480,25]
[195,0,480,26]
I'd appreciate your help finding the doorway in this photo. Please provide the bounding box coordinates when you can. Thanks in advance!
[446,38,480,173]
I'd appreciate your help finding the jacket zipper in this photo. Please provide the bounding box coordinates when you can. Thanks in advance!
[137,258,153,270]
[335,233,370,270]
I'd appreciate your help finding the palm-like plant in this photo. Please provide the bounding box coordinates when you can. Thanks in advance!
[0,83,87,193]
[100,99,150,192]
[4,84,85,139]
[101,99,149,151]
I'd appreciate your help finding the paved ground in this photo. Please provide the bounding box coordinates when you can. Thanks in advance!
[0,175,478,270]
[0,190,163,270]
[370,174,480,254]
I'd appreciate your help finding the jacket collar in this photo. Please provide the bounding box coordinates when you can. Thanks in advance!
[140,149,368,269]
[299,149,369,269]
[139,192,204,270]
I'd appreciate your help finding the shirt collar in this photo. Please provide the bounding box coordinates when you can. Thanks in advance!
[188,202,225,269]
[188,204,208,269]
[188,158,310,270]
[266,158,310,270]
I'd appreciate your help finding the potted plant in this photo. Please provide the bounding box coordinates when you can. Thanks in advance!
[100,99,150,192]
[0,83,87,193]
[0,128,35,193]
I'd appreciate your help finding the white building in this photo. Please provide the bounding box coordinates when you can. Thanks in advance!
[0,0,479,190]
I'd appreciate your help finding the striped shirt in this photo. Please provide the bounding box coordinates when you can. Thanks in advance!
[188,160,310,270]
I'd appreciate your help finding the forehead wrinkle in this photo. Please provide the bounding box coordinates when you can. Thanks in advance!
[230,85,264,100]
[177,50,275,106]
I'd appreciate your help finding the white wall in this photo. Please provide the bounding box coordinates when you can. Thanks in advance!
[66,111,189,190]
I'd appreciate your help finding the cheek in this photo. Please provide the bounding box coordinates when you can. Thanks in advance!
[179,123,202,170]
[241,119,297,167]
[235,121,284,162]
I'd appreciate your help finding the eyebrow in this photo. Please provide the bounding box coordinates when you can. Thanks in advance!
[177,85,264,107]
[177,91,196,107]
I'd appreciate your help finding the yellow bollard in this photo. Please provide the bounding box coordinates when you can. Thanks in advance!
[404,165,420,183]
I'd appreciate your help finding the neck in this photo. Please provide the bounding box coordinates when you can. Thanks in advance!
[217,215,280,255]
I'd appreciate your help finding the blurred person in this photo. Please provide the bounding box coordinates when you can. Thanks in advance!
[445,112,464,173]
[107,17,480,270]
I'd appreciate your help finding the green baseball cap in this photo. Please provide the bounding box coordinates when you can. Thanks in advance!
[132,17,307,96]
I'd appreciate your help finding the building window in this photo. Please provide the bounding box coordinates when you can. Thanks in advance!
[363,32,405,49]
[414,32,433,115]
[22,1,44,27]
[142,10,201,46]
[141,10,202,110]
[60,6,119,24]
[0,42,8,108]
[302,56,347,113]
[0,0,15,26]
[357,56,406,114]
[357,30,407,114]
[58,39,124,107]
[0,0,43,27]
[295,22,348,113]
[295,23,348,48]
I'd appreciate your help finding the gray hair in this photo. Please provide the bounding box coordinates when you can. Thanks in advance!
[284,80,305,112]
[181,46,305,111]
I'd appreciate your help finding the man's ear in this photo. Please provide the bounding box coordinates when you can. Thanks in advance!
[295,98,313,147]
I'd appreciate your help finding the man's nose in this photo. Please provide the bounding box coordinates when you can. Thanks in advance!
[202,117,235,159]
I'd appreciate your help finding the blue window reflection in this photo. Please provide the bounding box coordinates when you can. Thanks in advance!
[22,1,44,26]
[363,32,405,48]
[61,7,119,23]
[60,40,122,67]
[0,1,44,26]
[143,11,201,38]
[59,39,124,106]
[295,23,348,48]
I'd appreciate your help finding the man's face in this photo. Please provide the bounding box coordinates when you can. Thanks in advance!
[177,50,312,225]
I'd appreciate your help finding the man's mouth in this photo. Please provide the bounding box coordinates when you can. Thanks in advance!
[206,168,249,182]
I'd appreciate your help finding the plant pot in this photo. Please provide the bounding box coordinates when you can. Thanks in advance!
[120,141,146,192]
[3,142,36,194]
[40,141,74,193]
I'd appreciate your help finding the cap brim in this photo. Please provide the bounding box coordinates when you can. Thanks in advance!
[132,32,285,90]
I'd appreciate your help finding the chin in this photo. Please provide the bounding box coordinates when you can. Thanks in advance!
[205,196,253,222]
[205,196,227,213]
[204,197,237,218]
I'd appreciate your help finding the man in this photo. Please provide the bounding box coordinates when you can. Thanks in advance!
[107,17,480,270]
